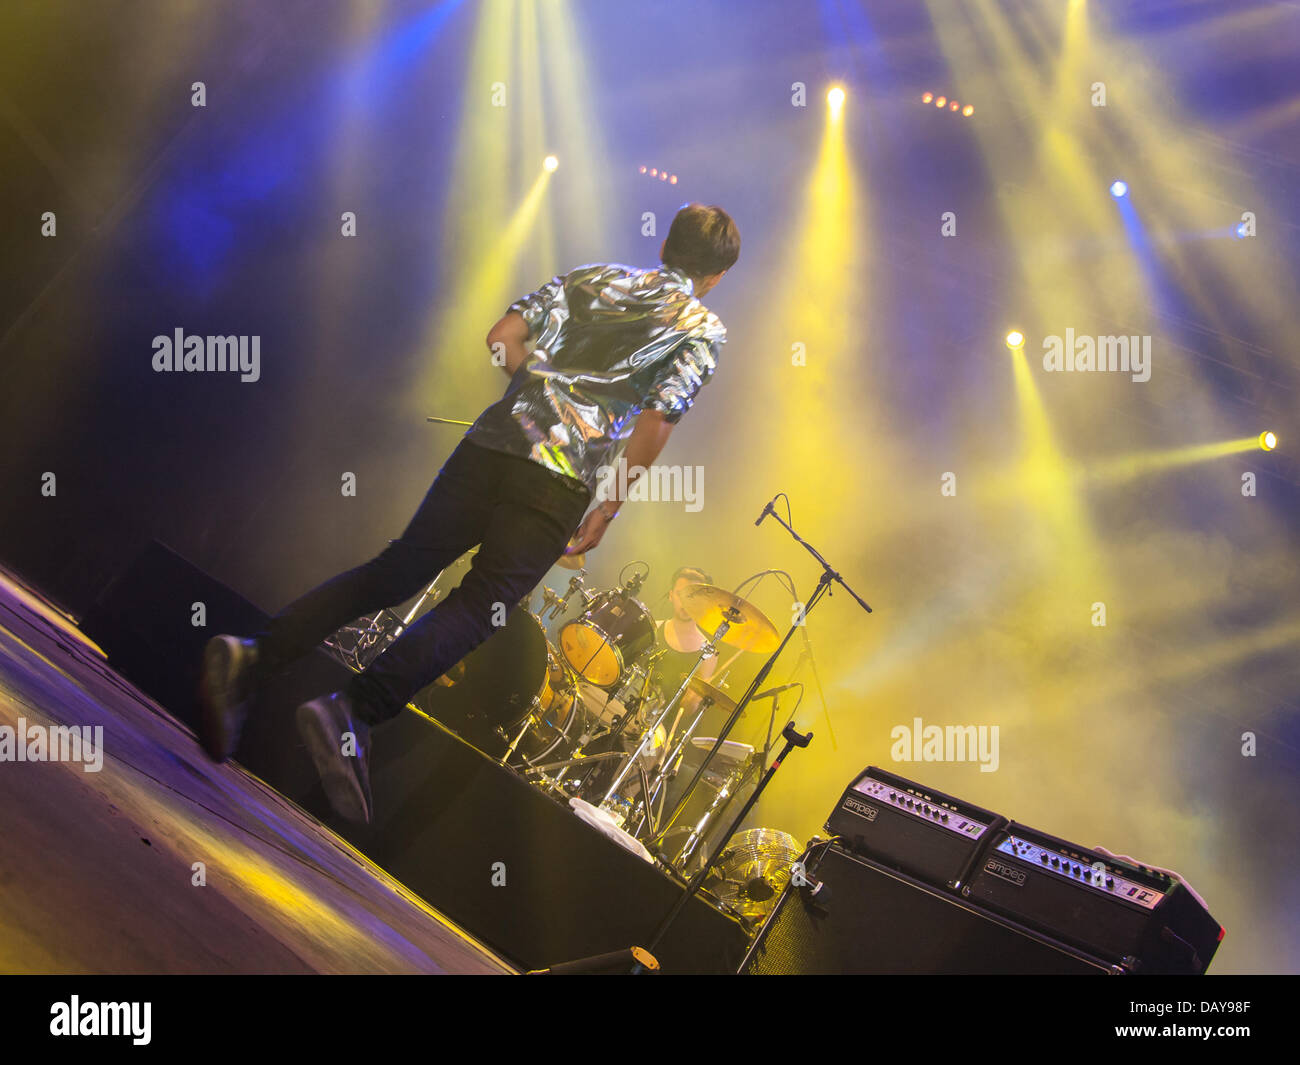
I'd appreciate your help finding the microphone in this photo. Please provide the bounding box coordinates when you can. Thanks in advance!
[754,496,776,527]
[753,681,801,700]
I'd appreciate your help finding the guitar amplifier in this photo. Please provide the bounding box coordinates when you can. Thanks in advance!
[824,766,1007,887]
[817,767,1224,975]
[739,842,1114,974]
[964,822,1224,974]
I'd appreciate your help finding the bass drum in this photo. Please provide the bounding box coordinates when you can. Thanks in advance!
[415,606,582,765]
[559,590,656,688]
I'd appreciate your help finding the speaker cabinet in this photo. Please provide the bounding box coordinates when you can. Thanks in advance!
[740,842,1113,974]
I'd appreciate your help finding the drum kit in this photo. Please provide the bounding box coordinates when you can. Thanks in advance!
[328,553,797,913]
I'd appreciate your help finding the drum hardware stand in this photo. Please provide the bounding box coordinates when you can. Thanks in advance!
[500,695,547,764]
[669,755,754,868]
[631,693,715,838]
[598,615,733,808]
[325,567,451,670]
[636,763,656,831]
[559,653,659,794]
[541,571,589,622]
[654,702,770,870]
[656,503,872,840]
[520,749,625,777]
[638,721,813,968]
[651,577,827,841]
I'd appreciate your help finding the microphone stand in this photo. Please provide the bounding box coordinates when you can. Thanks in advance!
[655,502,871,838]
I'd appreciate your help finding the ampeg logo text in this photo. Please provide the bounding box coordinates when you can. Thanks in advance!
[984,858,1027,887]
[841,797,878,822]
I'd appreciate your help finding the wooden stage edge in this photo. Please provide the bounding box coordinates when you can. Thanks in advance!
[0,567,516,975]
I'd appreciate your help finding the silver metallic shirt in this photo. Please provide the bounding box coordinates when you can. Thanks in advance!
[465,263,726,490]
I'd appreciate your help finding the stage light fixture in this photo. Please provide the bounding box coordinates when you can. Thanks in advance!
[1006,330,1025,349]
[1110,180,1128,198]
[543,155,559,172]
[1259,430,1277,451]
[828,86,846,110]
[920,91,975,119]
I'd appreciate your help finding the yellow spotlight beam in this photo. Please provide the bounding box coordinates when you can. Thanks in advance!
[516,0,555,276]
[1007,345,1106,598]
[463,167,554,306]
[537,0,613,250]
[760,81,866,492]
[1084,436,1271,485]
[406,0,518,416]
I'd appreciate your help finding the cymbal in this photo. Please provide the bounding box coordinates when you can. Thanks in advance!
[685,675,739,715]
[556,550,586,571]
[679,584,780,654]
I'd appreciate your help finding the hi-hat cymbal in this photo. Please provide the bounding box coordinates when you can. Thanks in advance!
[556,550,586,571]
[685,675,739,715]
[679,584,780,654]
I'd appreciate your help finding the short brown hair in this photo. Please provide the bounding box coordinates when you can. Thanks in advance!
[662,204,740,280]
[672,566,712,588]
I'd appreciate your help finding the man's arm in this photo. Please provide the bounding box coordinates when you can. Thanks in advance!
[486,311,531,376]
[566,408,674,554]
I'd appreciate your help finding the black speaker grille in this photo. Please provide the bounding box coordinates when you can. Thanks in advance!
[741,844,1109,974]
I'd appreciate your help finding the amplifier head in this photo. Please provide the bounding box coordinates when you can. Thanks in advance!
[966,822,1224,974]
[825,766,1006,887]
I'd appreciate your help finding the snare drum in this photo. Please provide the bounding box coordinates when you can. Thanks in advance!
[559,590,656,688]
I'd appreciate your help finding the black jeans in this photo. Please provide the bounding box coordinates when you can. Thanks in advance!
[255,439,591,725]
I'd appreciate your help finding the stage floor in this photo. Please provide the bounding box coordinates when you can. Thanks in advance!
[0,569,514,975]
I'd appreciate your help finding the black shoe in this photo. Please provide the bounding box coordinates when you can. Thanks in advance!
[198,635,260,762]
[296,691,374,824]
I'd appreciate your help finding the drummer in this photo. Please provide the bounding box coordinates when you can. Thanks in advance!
[654,566,720,726]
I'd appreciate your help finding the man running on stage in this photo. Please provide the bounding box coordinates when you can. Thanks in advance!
[198,203,740,824]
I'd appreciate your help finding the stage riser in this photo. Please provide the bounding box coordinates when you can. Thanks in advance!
[81,541,750,973]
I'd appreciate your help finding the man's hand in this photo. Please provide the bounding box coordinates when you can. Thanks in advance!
[565,410,676,556]
[566,503,616,555]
